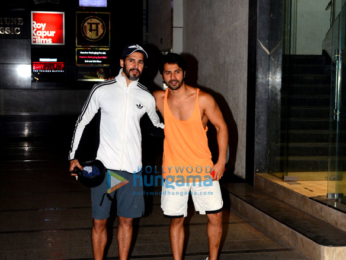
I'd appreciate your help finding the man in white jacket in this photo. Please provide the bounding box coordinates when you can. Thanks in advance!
[69,44,164,260]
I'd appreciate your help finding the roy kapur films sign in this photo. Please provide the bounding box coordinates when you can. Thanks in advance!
[31,11,65,45]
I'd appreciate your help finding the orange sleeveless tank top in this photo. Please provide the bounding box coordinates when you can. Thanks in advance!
[162,88,214,182]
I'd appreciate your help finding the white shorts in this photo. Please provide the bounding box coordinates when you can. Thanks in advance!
[161,179,223,217]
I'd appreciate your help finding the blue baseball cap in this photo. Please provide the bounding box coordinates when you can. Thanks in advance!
[73,160,106,188]
[121,44,148,59]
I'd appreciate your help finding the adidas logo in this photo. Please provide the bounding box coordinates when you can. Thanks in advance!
[136,103,143,109]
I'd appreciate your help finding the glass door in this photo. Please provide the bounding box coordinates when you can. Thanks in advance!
[268,0,335,181]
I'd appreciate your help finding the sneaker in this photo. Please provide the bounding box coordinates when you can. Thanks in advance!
[204,258,208,260]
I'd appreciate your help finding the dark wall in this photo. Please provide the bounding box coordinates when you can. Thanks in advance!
[0,0,143,115]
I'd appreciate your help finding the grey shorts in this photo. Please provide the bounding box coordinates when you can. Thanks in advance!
[91,170,144,220]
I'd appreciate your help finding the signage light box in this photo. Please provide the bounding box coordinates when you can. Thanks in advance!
[76,49,110,65]
[79,0,107,7]
[32,48,65,82]
[76,12,110,47]
[77,66,110,81]
[31,11,65,45]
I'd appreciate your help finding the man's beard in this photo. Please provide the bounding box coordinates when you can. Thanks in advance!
[165,79,184,90]
[123,63,141,81]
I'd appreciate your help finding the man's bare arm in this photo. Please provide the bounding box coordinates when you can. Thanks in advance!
[153,90,165,115]
[200,92,228,180]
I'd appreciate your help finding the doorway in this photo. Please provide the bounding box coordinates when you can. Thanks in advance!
[267,0,346,201]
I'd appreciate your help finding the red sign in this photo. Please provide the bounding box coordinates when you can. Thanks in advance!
[31,11,64,45]
[33,62,64,72]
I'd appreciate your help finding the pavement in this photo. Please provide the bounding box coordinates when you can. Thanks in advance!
[0,116,308,259]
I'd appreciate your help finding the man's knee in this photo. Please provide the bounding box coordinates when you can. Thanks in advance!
[118,216,133,228]
[170,217,184,227]
[93,218,107,232]
[207,211,222,225]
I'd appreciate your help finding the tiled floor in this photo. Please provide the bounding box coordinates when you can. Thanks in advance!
[0,117,308,259]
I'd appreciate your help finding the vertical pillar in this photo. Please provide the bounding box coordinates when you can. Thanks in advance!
[172,0,183,53]
[143,0,147,44]
[247,0,272,181]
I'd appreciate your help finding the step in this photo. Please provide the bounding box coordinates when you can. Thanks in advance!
[224,182,346,260]
[282,75,330,84]
[284,130,330,142]
[281,130,332,143]
[254,173,346,232]
[283,130,346,143]
[283,65,331,75]
[273,156,346,172]
[282,85,331,96]
[282,96,330,106]
[274,156,329,172]
[283,82,332,88]
[281,119,330,130]
[287,107,330,119]
[282,143,346,157]
[279,143,329,157]
[283,55,328,65]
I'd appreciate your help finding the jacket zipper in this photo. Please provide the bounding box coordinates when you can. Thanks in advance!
[120,87,129,170]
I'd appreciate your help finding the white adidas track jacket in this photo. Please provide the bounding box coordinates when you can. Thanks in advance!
[68,69,164,173]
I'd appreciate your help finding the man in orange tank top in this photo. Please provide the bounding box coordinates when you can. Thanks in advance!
[153,53,228,260]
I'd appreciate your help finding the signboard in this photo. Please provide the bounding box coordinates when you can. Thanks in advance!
[0,12,30,39]
[31,11,65,45]
[79,0,107,7]
[32,48,65,82]
[76,12,110,47]
[32,59,65,82]
[33,60,64,72]
[77,66,111,81]
[76,49,110,65]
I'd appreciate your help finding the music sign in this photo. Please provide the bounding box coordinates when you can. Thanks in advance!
[31,11,65,45]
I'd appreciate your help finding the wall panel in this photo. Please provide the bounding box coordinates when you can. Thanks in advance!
[183,0,249,178]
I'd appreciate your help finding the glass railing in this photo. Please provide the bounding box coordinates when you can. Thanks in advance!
[327,3,346,200]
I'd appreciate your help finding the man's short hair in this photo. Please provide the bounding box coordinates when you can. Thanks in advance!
[159,53,186,75]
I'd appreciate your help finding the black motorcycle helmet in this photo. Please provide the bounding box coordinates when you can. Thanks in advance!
[72,160,106,187]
